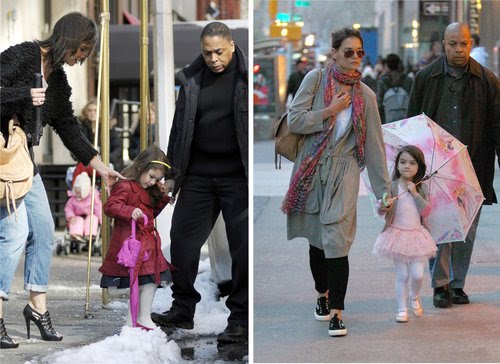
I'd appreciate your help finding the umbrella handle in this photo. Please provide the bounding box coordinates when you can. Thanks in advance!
[130,215,148,240]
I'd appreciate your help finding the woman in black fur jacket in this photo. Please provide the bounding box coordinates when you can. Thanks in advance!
[0,12,124,348]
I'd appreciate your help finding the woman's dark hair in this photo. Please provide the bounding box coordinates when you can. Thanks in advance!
[330,27,363,49]
[200,21,232,41]
[392,145,427,195]
[38,12,98,69]
[121,146,174,204]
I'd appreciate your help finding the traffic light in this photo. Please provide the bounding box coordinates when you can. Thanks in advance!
[270,22,302,41]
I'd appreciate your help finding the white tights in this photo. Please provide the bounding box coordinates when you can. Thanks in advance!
[125,283,157,329]
[394,259,425,311]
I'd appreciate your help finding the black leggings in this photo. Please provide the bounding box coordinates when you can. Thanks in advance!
[309,245,349,310]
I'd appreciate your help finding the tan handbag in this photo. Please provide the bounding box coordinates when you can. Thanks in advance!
[0,119,34,216]
[274,69,322,168]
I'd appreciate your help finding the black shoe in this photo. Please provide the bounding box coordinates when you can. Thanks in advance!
[217,281,232,299]
[314,296,330,321]
[150,308,194,329]
[0,318,19,349]
[217,323,248,344]
[328,314,347,336]
[451,288,470,304]
[433,285,452,308]
[23,304,63,341]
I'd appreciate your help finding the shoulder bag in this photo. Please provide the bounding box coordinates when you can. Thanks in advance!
[0,119,34,217]
[274,69,322,169]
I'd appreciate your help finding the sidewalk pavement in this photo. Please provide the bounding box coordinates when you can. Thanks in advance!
[253,140,500,363]
[0,240,228,364]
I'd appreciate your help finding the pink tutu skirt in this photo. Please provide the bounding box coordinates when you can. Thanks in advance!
[373,224,436,262]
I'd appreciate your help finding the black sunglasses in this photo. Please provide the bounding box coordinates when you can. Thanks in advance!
[343,49,366,59]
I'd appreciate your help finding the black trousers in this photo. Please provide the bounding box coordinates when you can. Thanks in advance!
[309,245,349,310]
[170,175,248,327]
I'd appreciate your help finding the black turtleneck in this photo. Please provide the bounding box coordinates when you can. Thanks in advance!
[187,55,245,177]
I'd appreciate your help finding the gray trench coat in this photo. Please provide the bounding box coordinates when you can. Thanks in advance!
[286,68,391,258]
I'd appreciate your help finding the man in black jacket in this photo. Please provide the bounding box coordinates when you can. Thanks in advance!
[151,22,248,344]
[407,22,500,309]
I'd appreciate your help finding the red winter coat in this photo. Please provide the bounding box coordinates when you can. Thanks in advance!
[98,180,171,281]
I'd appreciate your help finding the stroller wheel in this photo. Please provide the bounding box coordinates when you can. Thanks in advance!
[56,244,63,256]
[70,240,79,254]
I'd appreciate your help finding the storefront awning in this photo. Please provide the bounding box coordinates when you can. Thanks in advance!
[108,21,248,81]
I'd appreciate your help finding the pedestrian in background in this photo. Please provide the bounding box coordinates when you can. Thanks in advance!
[283,27,391,337]
[373,145,436,323]
[0,12,123,349]
[286,58,308,102]
[469,34,490,69]
[406,22,500,309]
[151,21,248,345]
[376,53,412,124]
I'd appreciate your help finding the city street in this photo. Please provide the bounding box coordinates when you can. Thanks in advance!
[254,140,500,363]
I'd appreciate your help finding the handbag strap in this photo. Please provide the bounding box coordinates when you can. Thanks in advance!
[309,68,322,110]
[130,214,148,239]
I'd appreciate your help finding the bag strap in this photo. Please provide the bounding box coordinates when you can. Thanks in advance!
[276,69,323,170]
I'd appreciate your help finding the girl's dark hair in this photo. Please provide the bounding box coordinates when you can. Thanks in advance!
[200,21,232,41]
[38,12,98,69]
[392,145,427,195]
[331,27,363,49]
[121,146,174,204]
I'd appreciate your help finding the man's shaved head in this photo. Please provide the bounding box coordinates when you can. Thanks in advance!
[442,22,472,67]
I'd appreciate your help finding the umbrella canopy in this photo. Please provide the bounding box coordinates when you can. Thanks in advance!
[362,113,484,244]
[117,215,149,328]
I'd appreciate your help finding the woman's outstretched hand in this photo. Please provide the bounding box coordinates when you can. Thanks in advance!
[89,156,126,190]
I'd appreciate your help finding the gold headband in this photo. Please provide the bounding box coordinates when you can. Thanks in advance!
[151,160,171,169]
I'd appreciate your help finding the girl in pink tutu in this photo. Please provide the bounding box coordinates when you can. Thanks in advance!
[373,145,436,323]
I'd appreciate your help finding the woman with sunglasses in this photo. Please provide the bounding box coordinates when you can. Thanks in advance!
[283,27,391,337]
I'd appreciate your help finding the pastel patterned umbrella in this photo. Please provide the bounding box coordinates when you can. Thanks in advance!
[362,113,484,244]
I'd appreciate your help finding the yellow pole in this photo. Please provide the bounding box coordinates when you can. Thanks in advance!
[140,0,150,151]
[84,4,109,318]
[100,0,111,307]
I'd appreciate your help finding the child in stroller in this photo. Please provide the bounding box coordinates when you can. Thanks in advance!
[64,171,102,254]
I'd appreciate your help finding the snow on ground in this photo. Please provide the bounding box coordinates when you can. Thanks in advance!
[34,259,231,364]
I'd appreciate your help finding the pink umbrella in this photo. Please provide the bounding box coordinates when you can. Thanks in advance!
[117,215,149,327]
[362,113,484,244]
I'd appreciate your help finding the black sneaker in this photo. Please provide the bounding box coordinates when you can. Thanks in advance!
[451,288,470,304]
[217,323,248,344]
[328,314,347,336]
[150,308,194,329]
[433,285,452,308]
[315,296,330,321]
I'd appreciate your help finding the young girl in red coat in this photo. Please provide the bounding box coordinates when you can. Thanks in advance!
[99,146,174,330]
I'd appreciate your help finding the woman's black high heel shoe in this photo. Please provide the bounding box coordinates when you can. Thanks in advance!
[23,304,63,341]
[0,318,19,349]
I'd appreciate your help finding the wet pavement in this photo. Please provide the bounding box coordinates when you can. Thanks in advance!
[0,250,248,363]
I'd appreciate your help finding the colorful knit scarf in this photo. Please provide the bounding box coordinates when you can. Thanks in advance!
[282,64,366,215]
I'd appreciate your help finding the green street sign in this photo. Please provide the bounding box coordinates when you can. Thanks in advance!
[295,1,311,7]
[276,12,290,22]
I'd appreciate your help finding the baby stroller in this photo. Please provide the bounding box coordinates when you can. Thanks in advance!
[56,171,103,256]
